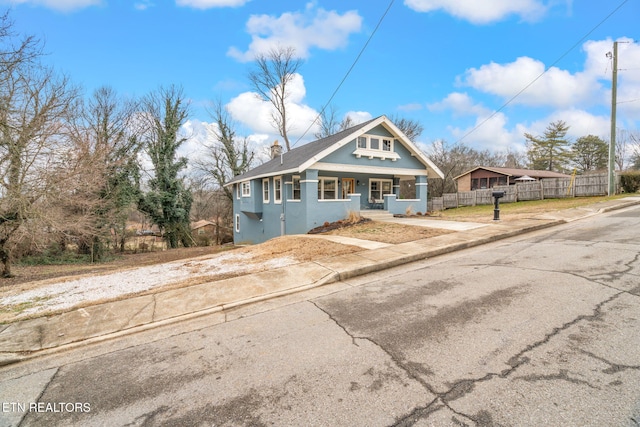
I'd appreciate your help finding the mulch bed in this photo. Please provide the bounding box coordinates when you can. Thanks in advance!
[307,217,372,234]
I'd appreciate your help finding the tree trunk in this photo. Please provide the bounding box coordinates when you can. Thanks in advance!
[0,247,13,278]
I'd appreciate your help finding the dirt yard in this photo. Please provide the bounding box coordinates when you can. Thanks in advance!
[1,220,448,289]
[324,220,452,244]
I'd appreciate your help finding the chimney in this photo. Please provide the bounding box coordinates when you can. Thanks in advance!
[270,140,283,159]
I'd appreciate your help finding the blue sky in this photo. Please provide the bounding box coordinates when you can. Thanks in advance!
[7,0,640,163]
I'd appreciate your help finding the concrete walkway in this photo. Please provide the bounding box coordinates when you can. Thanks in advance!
[1,197,639,366]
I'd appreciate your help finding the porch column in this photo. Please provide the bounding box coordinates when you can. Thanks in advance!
[393,177,401,198]
[302,169,318,203]
[416,175,428,212]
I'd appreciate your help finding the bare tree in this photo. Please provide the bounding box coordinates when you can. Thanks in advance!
[197,100,254,202]
[0,15,79,277]
[615,128,636,171]
[248,46,302,151]
[630,131,640,170]
[426,140,506,197]
[313,104,354,139]
[67,86,142,255]
[388,114,424,142]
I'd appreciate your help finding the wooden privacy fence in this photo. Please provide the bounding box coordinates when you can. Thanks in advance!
[428,173,609,211]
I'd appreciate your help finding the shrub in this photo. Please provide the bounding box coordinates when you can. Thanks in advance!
[619,171,640,193]
[416,211,422,216]
[405,205,414,216]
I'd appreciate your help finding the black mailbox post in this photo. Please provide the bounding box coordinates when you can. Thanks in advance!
[492,191,505,221]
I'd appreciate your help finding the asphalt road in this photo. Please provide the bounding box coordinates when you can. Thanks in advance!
[1,205,639,426]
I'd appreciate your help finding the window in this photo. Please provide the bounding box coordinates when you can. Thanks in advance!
[235,214,240,232]
[318,177,338,200]
[236,183,241,199]
[241,181,251,197]
[274,176,282,204]
[262,178,270,203]
[369,179,393,201]
[292,176,301,200]
[353,135,400,160]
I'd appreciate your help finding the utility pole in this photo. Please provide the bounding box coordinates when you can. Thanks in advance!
[608,41,618,196]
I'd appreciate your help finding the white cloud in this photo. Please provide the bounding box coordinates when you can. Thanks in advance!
[449,111,521,152]
[404,0,547,24]
[4,0,101,11]
[134,0,154,11]
[397,103,423,112]
[228,4,363,62]
[460,56,600,109]
[519,110,611,142]
[428,92,488,117]
[178,120,272,173]
[458,38,640,119]
[344,111,372,125]
[176,0,249,9]
[226,73,320,144]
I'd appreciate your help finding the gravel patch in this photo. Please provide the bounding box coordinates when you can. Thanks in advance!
[1,251,296,319]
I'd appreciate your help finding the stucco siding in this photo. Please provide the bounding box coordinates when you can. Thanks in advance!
[321,136,426,170]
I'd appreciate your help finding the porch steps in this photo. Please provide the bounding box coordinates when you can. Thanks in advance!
[360,210,395,221]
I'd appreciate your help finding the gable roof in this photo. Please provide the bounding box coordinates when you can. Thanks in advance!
[454,166,570,180]
[226,115,444,186]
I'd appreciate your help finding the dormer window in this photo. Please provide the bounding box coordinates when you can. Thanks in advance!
[353,135,400,160]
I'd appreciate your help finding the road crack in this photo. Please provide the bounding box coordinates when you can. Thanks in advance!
[310,300,495,426]
[578,349,640,374]
[312,290,627,426]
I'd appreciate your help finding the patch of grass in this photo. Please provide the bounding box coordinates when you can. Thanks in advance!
[0,295,52,316]
[437,195,630,221]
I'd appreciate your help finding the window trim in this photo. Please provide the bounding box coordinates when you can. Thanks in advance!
[235,214,240,232]
[241,181,251,197]
[317,177,339,200]
[369,178,394,202]
[291,175,301,201]
[262,178,270,203]
[274,176,282,204]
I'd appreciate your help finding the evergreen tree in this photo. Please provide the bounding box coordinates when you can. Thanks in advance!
[525,120,572,172]
[571,135,608,172]
[138,85,193,249]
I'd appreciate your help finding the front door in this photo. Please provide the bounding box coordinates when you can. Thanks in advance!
[342,178,355,199]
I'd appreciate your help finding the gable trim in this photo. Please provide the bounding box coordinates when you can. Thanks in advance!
[299,115,443,179]
[312,162,429,176]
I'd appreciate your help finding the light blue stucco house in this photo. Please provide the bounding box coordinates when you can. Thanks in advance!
[225,115,444,244]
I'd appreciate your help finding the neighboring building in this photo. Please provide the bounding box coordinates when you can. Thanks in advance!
[225,115,444,244]
[190,220,217,237]
[454,167,571,191]
[190,219,232,245]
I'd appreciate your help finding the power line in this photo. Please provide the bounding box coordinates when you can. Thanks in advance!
[453,0,631,146]
[291,0,396,148]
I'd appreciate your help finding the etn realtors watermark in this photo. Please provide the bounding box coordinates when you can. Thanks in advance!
[2,401,91,413]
